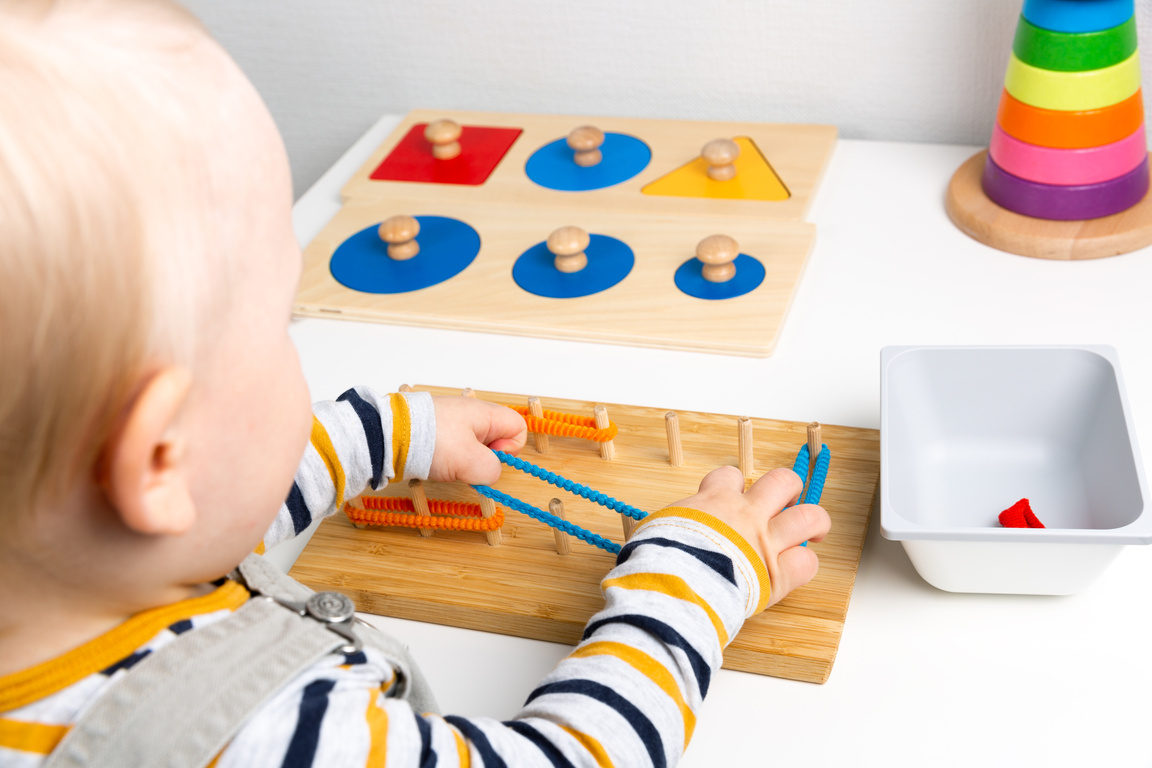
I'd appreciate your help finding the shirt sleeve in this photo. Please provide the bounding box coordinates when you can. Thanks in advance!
[261,388,436,550]
[228,505,771,768]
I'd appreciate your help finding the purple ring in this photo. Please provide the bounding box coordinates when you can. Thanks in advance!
[982,153,1150,220]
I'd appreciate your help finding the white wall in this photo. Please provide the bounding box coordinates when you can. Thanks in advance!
[178,1,1152,199]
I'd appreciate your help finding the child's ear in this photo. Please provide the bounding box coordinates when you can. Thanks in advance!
[99,367,196,535]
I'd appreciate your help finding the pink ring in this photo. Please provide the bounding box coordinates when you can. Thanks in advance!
[989,122,1147,186]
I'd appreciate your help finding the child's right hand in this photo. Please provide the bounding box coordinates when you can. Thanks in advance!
[668,465,831,609]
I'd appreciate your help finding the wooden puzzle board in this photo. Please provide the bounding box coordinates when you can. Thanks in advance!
[290,387,879,684]
[341,110,838,221]
[298,200,816,356]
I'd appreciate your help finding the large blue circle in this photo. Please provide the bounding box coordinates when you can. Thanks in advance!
[674,254,766,300]
[525,133,651,192]
[330,216,480,294]
[1022,0,1132,33]
[513,234,634,298]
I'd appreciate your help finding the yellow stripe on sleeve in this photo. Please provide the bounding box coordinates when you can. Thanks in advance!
[451,725,471,767]
[558,725,614,768]
[602,572,728,647]
[365,694,388,767]
[310,416,347,509]
[0,719,69,755]
[389,394,412,483]
[571,641,696,748]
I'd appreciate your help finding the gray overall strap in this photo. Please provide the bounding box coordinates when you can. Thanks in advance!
[44,554,439,768]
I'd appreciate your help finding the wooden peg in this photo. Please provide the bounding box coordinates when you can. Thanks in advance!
[665,411,684,467]
[738,416,753,479]
[398,384,413,393]
[462,387,475,398]
[378,215,421,261]
[567,125,605,167]
[546,226,590,273]
[549,498,571,555]
[807,421,822,464]
[528,396,549,453]
[702,138,740,181]
[409,479,433,537]
[594,405,615,460]
[479,495,501,546]
[622,515,637,541]
[424,119,462,160]
[696,234,739,283]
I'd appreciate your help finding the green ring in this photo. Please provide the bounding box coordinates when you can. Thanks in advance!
[1013,15,1137,72]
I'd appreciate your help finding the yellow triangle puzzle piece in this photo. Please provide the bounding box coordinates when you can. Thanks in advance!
[641,136,790,201]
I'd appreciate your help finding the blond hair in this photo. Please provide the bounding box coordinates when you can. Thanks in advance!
[0,0,238,519]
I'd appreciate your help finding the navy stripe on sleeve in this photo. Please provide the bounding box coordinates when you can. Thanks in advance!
[285,481,311,535]
[101,649,150,676]
[168,619,194,635]
[337,388,385,490]
[525,679,665,768]
[504,720,577,768]
[444,716,507,768]
[616,536,736,586]
[414,710,438,768]
[281,679,336,768]
[582,614,712,698]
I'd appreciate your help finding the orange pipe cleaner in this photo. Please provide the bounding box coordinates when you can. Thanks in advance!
[508,405,618,442]
[346,496,504,532]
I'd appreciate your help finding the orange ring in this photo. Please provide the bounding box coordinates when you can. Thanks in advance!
[997,88,1144,149]
[509,405,618,442]
[345,498,504,532]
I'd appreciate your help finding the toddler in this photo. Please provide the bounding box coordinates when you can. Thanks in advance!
[0,1,831,766]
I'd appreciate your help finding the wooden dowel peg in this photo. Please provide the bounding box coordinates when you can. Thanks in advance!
[665,411,684,467]
[462,387,476,398]
[528,396,549,453]
[549,499,571,555]
[807,422,822,465]
[567,125,605,167]
[622,515,637,541]
[702,138,740,181]
[546,226,590,273]
[398,384,413,393]
[378,215,420,261]
[409,479,433,537]
[594,405,615,460]
[738,416,753,479]
[696,234,739,283]
[479,494,502,546]
[424,119,462,160]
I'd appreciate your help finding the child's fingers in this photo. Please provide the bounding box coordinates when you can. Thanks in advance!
[743,467,804,516]
[694,464,746,496]
[769,502,831,549]
[772,544,820,601]
[477,403,527,452]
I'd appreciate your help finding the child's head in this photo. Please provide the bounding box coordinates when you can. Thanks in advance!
[0,0,311,596]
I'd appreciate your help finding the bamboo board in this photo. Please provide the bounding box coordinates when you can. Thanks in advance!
[290,387,879,684]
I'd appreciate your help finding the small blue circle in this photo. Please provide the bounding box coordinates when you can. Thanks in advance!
[525,133,651,192]
[674,254,766,300]
[513,234,634,298]
[330,216,480,294]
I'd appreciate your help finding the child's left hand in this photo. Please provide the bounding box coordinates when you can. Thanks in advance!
[428,396,527,485]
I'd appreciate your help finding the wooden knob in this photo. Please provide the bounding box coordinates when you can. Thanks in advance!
[546,226,590,273]
[702,138,739,181]
[424,119,462,160]
[696,234,739,282]
[378,215,420,261]
[567,125,605,168]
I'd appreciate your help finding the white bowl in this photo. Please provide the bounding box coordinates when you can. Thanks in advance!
[880,345,1149,595]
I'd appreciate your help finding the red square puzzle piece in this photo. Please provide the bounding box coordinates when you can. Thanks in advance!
[370,124,522,186]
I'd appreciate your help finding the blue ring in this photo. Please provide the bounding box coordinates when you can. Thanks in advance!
[512,234,634,298]
[674,254,766,300]
[330,216,480,294]
[1022,0,1132,33]
[525,133,651,191]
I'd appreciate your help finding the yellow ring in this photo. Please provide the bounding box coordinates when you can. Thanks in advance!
[1004,50,1140,112]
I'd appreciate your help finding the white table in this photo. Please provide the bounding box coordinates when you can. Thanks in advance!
[273,116,1152,766]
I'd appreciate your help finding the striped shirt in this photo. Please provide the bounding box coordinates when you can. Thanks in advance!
[0,387,771,767]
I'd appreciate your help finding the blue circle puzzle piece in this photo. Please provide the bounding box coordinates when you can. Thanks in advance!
[513,234,634,298]
[674,254,765,300]
[525,133,651,192]
[330,215,480,294]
